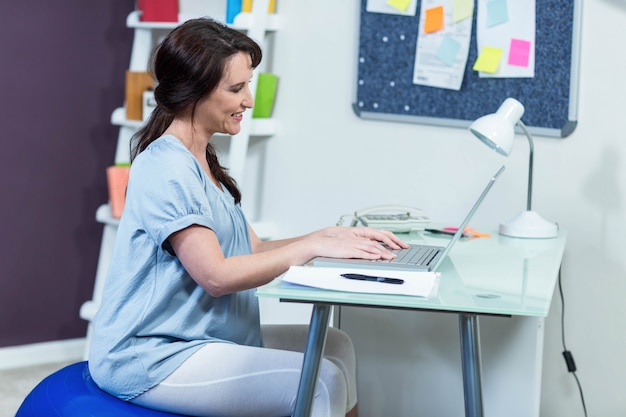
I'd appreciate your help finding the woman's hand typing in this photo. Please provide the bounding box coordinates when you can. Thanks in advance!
[306,226,409,260]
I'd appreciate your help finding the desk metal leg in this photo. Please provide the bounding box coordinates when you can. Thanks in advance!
[459,314,484,417]
[292,304,331,417]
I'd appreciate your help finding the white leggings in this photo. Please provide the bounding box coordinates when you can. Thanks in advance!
[131,325,357,417]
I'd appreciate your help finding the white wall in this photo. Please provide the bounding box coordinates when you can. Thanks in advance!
[243,1,626,416]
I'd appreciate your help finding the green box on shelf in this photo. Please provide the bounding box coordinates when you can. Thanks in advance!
[253,73,278,118]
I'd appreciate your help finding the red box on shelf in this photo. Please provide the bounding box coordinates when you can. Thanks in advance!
[138,0,179,22]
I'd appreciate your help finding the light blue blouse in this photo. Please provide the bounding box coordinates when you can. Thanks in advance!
[89,135,261,400]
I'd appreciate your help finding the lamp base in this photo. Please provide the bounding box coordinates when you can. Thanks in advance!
[499,210,558,239]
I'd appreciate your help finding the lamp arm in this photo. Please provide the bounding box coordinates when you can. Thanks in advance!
[517,120,534,211]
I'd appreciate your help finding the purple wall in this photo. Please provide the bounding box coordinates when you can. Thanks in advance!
[0,1,135,347]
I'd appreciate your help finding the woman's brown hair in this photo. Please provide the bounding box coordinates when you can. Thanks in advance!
[130,18,262,204]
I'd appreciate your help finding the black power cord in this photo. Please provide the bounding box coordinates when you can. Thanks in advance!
[558,267,588,417]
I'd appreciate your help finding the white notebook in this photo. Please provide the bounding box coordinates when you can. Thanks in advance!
[281,265,440,298]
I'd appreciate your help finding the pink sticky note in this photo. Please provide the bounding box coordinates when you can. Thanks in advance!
[508,38,531,67]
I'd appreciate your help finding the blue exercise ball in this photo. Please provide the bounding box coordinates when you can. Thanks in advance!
[16,361,187,416]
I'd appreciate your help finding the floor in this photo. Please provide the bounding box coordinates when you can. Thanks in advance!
[0,360,75,417]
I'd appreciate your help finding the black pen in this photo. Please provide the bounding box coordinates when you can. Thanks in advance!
[424,228,456,236]
[424,228,468,238]
[340,273,404,285]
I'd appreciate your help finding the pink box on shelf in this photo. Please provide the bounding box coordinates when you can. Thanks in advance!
[138,0,179,22]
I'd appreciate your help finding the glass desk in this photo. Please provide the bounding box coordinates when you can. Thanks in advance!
[256,229,567,417]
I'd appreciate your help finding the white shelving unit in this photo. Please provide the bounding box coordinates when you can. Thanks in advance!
[80,1,280,358]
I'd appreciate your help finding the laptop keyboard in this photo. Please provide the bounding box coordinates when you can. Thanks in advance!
[389,246,438,266]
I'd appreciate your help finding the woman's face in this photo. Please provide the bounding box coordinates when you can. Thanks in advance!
[196,51,255,137]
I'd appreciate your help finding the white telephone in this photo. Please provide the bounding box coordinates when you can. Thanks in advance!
[353,205,430,233]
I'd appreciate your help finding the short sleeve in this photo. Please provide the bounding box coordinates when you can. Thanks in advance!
[125,137,216,249]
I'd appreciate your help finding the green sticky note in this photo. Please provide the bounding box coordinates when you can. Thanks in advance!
[453,0,473,22]
[253,73,278,118]
[473,46,503,73]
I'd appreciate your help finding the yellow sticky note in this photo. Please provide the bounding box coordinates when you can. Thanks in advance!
[453,0,473,22]
[387,0,411,12]
[473,46,503,73]
[424,6,444,33]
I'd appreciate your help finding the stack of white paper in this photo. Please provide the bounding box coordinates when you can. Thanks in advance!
[281,266,440,298]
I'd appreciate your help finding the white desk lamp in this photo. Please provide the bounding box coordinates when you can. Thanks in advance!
[469,98,558,239]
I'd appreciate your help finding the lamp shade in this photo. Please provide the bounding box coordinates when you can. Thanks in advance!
[469,98,558,239]
[469,98,524,156]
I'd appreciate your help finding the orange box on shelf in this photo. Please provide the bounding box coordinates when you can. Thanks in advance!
[106,165,130,219]
[125,71,154,121]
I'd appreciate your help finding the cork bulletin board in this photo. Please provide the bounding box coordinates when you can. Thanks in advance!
[353,0,582,138]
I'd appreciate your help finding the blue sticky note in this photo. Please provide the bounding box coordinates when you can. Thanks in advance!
[487,0,509,28]
[436,35,461,66]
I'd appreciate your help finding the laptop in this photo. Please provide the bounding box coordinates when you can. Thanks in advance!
[312,165,505,272]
